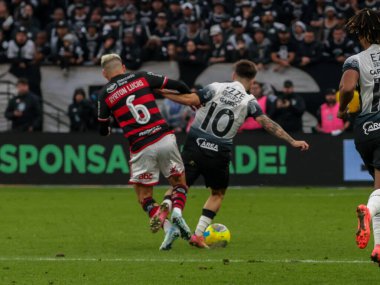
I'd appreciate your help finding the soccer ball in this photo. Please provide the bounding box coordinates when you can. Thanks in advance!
[203,223,231,248]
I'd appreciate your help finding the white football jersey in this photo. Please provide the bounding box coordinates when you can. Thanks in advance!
[189,81,263,151]
[344,44,380,115]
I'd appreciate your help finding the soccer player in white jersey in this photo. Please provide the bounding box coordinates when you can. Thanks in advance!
[160,60,309,248]
[338,9,380,265]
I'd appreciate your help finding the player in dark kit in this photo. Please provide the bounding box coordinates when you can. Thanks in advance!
[338,9,380,265]
[97,54,192,250]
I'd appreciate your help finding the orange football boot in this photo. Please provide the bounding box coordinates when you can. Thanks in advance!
[189,234,209,249]
[371,245,380,266]
[356,204,371,249]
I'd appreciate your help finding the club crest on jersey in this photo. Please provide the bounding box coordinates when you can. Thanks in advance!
[106,83,118,93]
[196,138,219,152]
[363,121,380,135]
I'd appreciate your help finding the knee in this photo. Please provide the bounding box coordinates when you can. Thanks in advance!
[211,188,225,199]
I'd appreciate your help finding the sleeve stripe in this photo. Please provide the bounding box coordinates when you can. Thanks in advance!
[160,77,168,89]
[98,117,110,122]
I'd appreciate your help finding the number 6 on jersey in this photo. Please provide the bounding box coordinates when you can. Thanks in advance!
[126,95,151,124]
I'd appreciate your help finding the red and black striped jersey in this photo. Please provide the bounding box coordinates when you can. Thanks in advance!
[98,71,172,153]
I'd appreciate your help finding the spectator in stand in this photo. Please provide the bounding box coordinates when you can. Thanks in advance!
[256,0,280,16]
[167,0,183,29]
[322,6,338,42]
[4,78,42,132]
[178,16,209,53]
[239,1,259,33]
[270,27,296,71]
[228,38,250,62]
[240,81,276,132]
[120,30,142,70]
[57,33,84,74]
[208,0,227,27]
[95,32,120,64]
[315,88,350,135]
[281,0,309,27]
[336,12,347,29]
[359,0,380,10]
[34,30,51,64]
[323,26,358,64]
[89,7,103,27]
[248,27,271,70]
[334,0,355,20]
[46,7,66,49]
[309,0,327,41]
[101,0,121,37]
[121,5,148,46]
[82,23,100,65]
[291,21,306,44]
[253,10,284,42]
[151,0,167,19]
[7,26,35,76]
[208,25,228,65]
[0,28,8,62]
[0,1,14,40]
[296,28,323,67]
[178,39,207,86]
[227,16,253,50]
[220,14,233,40]
[69,3,88,35]
[138,0,153,28]
[272,80,305,133]
[142,35,168,61]
[151,12,177,47]
[13,2,40,38]
[180,2,195,24]
[51,20,69,60]
[68,88,97,132]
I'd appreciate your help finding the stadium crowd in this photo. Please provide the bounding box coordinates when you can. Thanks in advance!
[2,0,377,133]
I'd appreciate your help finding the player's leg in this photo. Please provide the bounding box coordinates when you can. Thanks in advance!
[129,146,162,232]
[355,143,373,249]
[190,152,230,248]
[190,187,226,248]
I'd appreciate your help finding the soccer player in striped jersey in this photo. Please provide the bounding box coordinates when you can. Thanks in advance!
[338,9,380,265]
[97,54,192,250]
[160,59,309,248]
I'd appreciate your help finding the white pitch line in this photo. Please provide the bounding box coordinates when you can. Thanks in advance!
[0,257,371,264]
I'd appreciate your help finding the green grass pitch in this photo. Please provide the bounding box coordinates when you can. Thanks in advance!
[0,186,379,285]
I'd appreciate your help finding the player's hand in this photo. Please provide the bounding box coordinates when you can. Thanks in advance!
[337,108,348,120]
[291,140,309,151]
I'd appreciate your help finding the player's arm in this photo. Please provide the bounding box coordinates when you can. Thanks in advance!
[97,89,111,136]
[142,71,191,94]
[248,99,309,151]
[338,57,360,119]
[160,84,215,107]
[256,115,309,151]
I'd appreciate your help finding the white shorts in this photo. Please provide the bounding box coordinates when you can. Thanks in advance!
[129,134,185,186]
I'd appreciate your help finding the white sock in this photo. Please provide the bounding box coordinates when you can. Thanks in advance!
[367,189,380,218]
[163,219,172,234]
[172,207,182,217]
[195,215,212,236]
[162,199,172,212]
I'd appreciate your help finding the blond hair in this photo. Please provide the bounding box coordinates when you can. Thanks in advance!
[101,53,122,69]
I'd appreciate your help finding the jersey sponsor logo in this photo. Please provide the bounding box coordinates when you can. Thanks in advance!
[138,125,162,137]
[138,173,153,180]
[196,138,219,152]
[363,121,380,135]
[147,71,163,78]
[106,83,118,93]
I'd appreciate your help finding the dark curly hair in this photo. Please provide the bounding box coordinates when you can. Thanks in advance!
[346,8,380,44]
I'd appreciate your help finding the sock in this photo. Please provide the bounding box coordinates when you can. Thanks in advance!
[373,214,380,246]
[367,189,380,218]
[162,194,173,212]
[195,209,216,236]
[141,197,158,218]
[163,219,172,234]
[171,184,188,213]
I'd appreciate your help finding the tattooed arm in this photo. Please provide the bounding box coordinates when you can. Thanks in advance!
[256,115,309,151]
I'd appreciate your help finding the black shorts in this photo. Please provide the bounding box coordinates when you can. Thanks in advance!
[182,145,231,189]
[355,139,380,178]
